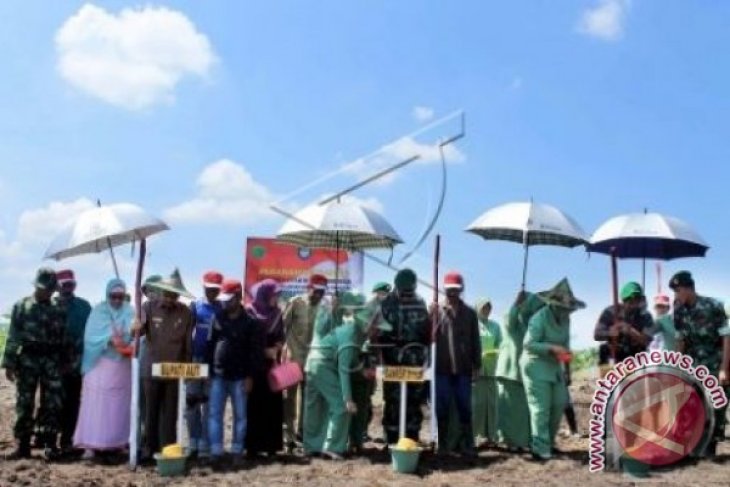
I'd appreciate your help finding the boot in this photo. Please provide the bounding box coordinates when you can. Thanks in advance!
[43,435,62,462]
[7,439,31,460]
[460,424,477,458]
[436,421,450,455]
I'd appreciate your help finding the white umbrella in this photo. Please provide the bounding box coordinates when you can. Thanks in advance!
[44,203,169,274]
[466,201,587,289]
[276,200,402,291]
[277,200,402,249]
[43,202,169,469]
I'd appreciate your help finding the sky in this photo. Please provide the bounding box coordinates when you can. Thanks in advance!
[1,0,729,349]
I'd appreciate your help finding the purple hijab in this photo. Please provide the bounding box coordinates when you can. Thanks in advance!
[248,279,282,334]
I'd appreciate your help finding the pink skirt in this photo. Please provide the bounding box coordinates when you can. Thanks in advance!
[74,356,132,450]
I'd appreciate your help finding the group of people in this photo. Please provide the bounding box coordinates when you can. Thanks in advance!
[593,272,730,459]
[2,265,729,468]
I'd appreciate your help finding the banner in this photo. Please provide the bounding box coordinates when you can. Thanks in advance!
[244,237,364,301]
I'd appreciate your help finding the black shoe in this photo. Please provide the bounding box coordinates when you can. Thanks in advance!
[530,453,550,463]
[210,455,226,472]
[7,443,31,460]
[43,447,62,462]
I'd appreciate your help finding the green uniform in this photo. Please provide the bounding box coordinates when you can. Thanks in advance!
[674,295,730,451]
[303,307,359,455]
[349,299,378,449]
[495,293,544,449]
[2,296,68,445]
[374,291,430,444]
[520,306,570,459]
[54,295,91,448]
[283,294,320,445]
[473,315,502,443]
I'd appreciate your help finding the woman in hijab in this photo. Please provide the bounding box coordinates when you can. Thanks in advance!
[245,279,286,457]
[520,278,584,461]
[495,290,545,452]
[73,279,134,459]
[472,298,502,448]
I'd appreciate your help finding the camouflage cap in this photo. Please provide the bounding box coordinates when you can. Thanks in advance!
[394,268,417,292]
[34,267,58,291]
[669,271,694,290]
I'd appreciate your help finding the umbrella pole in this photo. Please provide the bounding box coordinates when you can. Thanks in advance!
[334,231,340,295]
[97,199,120,278]
[430,234,441,448]
[129,238,146,469]
[521,240,530,291]
[610,248,619,365]
[642,258,646,291]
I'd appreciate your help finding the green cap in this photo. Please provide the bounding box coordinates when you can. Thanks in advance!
[34,267,58,291]
[669,271,694,290]
[372,281,391,293]
[620,281,644,302]
[394,268,417,292]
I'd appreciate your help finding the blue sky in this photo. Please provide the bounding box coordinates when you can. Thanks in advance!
[1,1,728,348]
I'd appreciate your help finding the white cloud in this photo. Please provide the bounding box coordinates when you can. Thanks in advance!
[56,4,216,110]
[577,0,630,42]
[164,159,278,225]
[343,136,466,185]
[0,199,138,311]
[412,106,435,123]
[17,198,95,244]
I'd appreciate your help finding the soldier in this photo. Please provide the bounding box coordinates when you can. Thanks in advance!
[53,269,91,455]
[282,274,328,452]
[2,268,68,461]
[671,271,730,457]
[348,282,390,452]
[373,268,430,445]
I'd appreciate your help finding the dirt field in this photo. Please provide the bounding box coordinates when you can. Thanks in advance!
[1,377,729,486]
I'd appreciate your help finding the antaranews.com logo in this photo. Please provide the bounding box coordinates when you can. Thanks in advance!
[589,350,728,472]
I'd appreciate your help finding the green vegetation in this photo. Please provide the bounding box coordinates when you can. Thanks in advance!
[0,314,9,360]
[571,347,598,373]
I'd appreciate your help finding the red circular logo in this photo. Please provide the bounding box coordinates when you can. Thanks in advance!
[611,372,706,466]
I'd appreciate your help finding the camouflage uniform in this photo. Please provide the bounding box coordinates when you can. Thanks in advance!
[2,279,68,450]
[373,290,430,444]
[674,294,730,449]
[348,300,379,449]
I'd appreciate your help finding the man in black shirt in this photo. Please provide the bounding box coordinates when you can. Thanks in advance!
[594,282,653,362]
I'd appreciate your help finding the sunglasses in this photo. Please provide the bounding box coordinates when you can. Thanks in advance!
[109,293,126,301]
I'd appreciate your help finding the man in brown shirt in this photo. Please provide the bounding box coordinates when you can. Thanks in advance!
[136,269,194,459]
[282,274,328,450]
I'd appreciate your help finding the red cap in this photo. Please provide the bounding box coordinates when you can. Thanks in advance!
[219,279,242,301]
[654,294,671,307]
[444,271,464,290]
[308,274,328,291]
[56,269,76,285]
[203,271,224,289]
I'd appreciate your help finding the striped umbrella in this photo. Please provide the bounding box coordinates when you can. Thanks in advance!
[466,201,587,289]
[276,200,402,290]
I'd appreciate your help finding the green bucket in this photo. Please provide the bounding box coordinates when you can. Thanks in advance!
[621,455,650,478]
[153,454,188,477]
[391,448,421,474]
